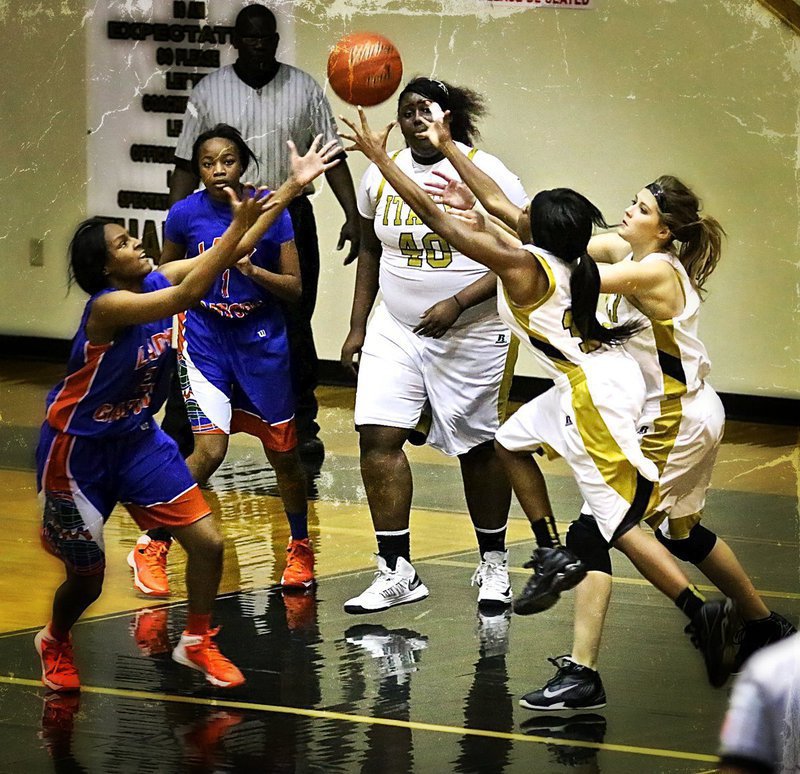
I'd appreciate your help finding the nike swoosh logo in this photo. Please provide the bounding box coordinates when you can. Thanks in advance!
[542,684,575,698]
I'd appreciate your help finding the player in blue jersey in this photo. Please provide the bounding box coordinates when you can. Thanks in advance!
[35,136,340,692]
[129,124,317,597]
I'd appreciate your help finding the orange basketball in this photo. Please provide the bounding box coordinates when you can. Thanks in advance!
[327,32,403,107]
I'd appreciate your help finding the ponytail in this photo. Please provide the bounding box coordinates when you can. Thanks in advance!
[674,214,724,292]
[650,175,725,294]
[569,254,641,345]
[531,188,640,347]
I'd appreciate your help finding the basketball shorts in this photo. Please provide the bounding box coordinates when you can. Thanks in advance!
[36,421,209,575]
[179,311,297,452]
[641,382,725,539]
[495,350,659,542]
[354,302,516,456]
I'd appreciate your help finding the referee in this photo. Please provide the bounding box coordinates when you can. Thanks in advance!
[164,3,359,465]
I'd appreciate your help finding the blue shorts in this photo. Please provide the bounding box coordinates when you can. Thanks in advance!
[36,421,209,575]
[179,310,296,451]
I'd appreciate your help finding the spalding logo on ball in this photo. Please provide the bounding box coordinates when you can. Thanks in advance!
[327,32,403,107]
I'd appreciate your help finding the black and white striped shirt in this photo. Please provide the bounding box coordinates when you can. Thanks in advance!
[175,63,341,191]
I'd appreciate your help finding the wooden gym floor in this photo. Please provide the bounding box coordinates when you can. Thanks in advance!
[0,358,797,773]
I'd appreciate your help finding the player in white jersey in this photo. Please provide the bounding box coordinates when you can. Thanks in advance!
[339,108,735,707]
[569,177,795,690]
[340,79,528,614]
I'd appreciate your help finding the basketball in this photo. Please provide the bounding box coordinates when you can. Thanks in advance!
[327,33,403,107]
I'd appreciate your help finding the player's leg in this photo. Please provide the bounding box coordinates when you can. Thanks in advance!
[35,429,111,692]
[458,441,513,608]
[345,306,429,614]
[123,426,243,687]
[494,389,587,614]
[645,385,792,671]
[519,514,612,711]
[170,516,244,688]
[263,444,316,589]
[424,319,515,608]
[343,423,429,614]
[228,316,316,589]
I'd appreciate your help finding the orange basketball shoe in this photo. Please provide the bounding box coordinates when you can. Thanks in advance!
[283,590,317,632]
[34,627,81,693]
[280,538,315,589]
[127,536,170,597]
[130,608,171,656]
[172,628,245,688]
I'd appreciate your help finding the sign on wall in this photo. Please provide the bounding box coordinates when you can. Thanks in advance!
[483,0,594,6]
[85,1,294,260]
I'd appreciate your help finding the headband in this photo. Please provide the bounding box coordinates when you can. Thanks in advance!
[646,182,667,212]
[398,78,450,110]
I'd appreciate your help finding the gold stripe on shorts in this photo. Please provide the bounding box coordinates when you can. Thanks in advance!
[570,370,639,504]
[496,336,519,424]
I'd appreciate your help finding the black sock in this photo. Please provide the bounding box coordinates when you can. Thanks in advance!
[531,515,560,548]
[675,586,705,620]
[147,528,173,542]
[475,523,507,558]
[376,530,410,570]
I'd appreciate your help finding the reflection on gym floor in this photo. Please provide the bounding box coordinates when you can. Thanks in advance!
[1,361,797,772]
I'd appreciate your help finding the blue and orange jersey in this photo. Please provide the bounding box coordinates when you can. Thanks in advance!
[45,272,174,437]
[165,189,294,323]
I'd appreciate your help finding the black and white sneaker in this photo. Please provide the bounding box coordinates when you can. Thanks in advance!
[520,713,607,766]
[471,550,512,610]
[476,609,511,659]
[685,597,738,688]
[343,556,429,614]
[345,624,428,681]
[733,611,796,673]
[519,656,606,711]
[512,547,587,616]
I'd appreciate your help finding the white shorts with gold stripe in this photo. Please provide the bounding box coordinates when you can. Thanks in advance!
[354,302,516,457]
[641,382,725,539]
[495,350,659,542]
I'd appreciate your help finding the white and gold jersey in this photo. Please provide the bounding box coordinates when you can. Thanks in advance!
[605,252,711,403]
[496,245,612,381]
[357,142,527,329]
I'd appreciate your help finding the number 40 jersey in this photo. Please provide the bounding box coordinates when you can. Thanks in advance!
[357,141,527,329]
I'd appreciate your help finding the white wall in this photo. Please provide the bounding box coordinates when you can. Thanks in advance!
[0,0,797,397]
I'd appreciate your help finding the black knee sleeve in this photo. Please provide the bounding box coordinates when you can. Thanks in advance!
[566,514,612,575]
[655,523,717,564]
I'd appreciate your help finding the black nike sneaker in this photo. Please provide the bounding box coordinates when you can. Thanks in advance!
[519,656,607,711]
[733,611,797,672]
[520,713,607,766]
[685,598,738,688]
[512,546,587,615]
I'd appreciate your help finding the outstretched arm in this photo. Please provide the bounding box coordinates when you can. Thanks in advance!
[588,233,630,264]
[419,104,524,232]
[338,109,545,305]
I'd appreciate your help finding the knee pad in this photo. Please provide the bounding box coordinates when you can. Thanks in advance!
[566,514,612,575]
[655,523,717,564]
